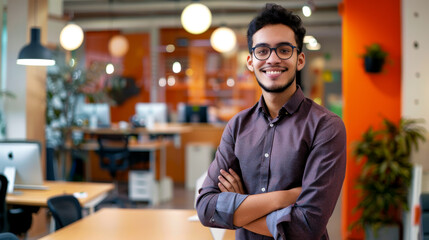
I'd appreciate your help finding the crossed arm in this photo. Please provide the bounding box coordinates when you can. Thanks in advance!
[218,169,302,236]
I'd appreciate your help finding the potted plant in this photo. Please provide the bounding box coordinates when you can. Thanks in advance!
[351,118,426,240]
[362,43,388,73]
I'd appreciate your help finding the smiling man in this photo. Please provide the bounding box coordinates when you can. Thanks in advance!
[196,3,346,240]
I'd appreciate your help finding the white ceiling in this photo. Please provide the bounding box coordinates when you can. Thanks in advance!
[62,0,342,39]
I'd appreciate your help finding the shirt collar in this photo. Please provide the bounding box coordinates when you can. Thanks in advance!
[257,86,305,116]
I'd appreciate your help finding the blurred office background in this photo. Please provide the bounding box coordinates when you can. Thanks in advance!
[0,0,428,239]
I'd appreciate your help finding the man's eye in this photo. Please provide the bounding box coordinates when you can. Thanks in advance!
[257,49,268,54]
[278,47,291,53]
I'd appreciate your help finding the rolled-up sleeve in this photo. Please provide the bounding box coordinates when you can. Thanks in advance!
[267,115,347,239]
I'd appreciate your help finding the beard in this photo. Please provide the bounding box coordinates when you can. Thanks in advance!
[256,72,296,93]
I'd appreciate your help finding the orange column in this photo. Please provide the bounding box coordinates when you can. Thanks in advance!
[341,0,401,239]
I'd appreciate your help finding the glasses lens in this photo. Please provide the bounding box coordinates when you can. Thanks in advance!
[276,45,293,59]
[254,46,270,60]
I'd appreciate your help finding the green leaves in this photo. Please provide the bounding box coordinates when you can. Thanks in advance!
[364,43,388,59]
[351,118,426,232]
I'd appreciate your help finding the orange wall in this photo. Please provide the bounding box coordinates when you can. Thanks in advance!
[85,31,151,123]
[341,0,401,239]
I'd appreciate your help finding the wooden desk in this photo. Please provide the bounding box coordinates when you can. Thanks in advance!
[6,181,113,213]
[39,208,235,240]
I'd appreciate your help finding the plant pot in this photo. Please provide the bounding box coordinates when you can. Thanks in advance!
[365,224,399,240]
[364,56,385,73]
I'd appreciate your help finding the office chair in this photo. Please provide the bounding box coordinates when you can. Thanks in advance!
[96,134,131,208]
[47,195,82,230]
[0,174,34,238]
[0,174,8,233]
[0,232,19,240]
[421,193,429,240]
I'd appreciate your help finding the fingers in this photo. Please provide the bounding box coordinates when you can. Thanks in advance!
[218,168,244,194]
[218,174,236,192]
[228,168,244,194]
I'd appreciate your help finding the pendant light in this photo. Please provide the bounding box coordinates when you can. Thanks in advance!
[60,23,84,51]
[16,27,55,66]
[16,0,55,66]
[181,2,212,34]
[210,27,236,53]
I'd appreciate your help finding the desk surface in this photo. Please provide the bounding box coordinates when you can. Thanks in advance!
[74,139,168,151]
[6,181,114,207]
[76,123,194,135]
[39,208,235,240]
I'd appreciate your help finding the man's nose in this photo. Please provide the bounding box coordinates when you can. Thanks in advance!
[266,49,281,63]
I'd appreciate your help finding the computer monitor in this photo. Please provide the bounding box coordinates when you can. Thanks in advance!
[76,103,111,128]
[135,103,168,125]
[178,104,208,123]
[0,141,47,192]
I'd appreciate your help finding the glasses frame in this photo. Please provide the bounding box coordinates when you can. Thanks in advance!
[251,43,299,61]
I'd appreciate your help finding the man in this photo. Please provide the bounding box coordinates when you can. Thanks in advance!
[196,3,346,240]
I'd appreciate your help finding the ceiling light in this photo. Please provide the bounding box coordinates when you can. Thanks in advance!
[172,62,182,73]
[302,6,312,17]
[304,35,315,43]
[210,27,237,53]
[106,63,114,74]
[17,27,55,66]
[181,3,212,34]
[302,0,315,17]
[60,23,84,51]
[306,42,321,51]
[108,35,129,57]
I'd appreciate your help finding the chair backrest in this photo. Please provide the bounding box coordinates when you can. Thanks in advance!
[97,134,130,178]
[0,174,8,232]
[47,195,82,230]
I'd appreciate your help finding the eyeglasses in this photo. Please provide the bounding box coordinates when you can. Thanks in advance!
[251,43,298,61]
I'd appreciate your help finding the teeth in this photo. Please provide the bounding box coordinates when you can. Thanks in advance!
[266,71,282,74]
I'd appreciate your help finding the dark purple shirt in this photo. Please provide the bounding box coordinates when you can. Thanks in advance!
[196,87,347,240]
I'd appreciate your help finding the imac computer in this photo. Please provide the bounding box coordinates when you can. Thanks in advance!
[134,103,168,127]
[0,141,47,192]
[178,104,208,123]
[76,103,111,128]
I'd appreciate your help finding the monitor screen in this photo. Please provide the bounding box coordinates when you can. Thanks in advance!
[76,103,111,128]
[135,103,168,124]
[0,141,45,190]
[178,104,208,123]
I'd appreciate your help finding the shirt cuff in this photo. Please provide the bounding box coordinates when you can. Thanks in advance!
[213,192,247,229]
[266,206,292,239]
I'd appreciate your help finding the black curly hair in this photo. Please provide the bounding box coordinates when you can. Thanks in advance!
[247,3,306,53]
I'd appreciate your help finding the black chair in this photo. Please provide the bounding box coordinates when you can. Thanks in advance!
[0,232,19,240]
[47,195,82,230]
[0,174,9,233]
[96,134,131,207]
[421,193,429,240]
[0,174,35,238]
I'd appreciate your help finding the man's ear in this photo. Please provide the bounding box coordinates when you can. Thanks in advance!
[246,55,254,72]
[297,52,306,71]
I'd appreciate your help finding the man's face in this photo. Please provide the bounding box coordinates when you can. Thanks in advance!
[247,24,305,93]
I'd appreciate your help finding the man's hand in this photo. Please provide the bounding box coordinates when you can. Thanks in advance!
[218,168,244,194]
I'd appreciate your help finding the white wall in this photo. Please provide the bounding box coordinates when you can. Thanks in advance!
[5,0,28,138]
[402,1,429,239]
[402,0,429,170]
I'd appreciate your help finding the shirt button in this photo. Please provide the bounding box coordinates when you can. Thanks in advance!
[264,153,269,158]
[261,188,266,192]
[210,218,215,223]
[269,123,274,127]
